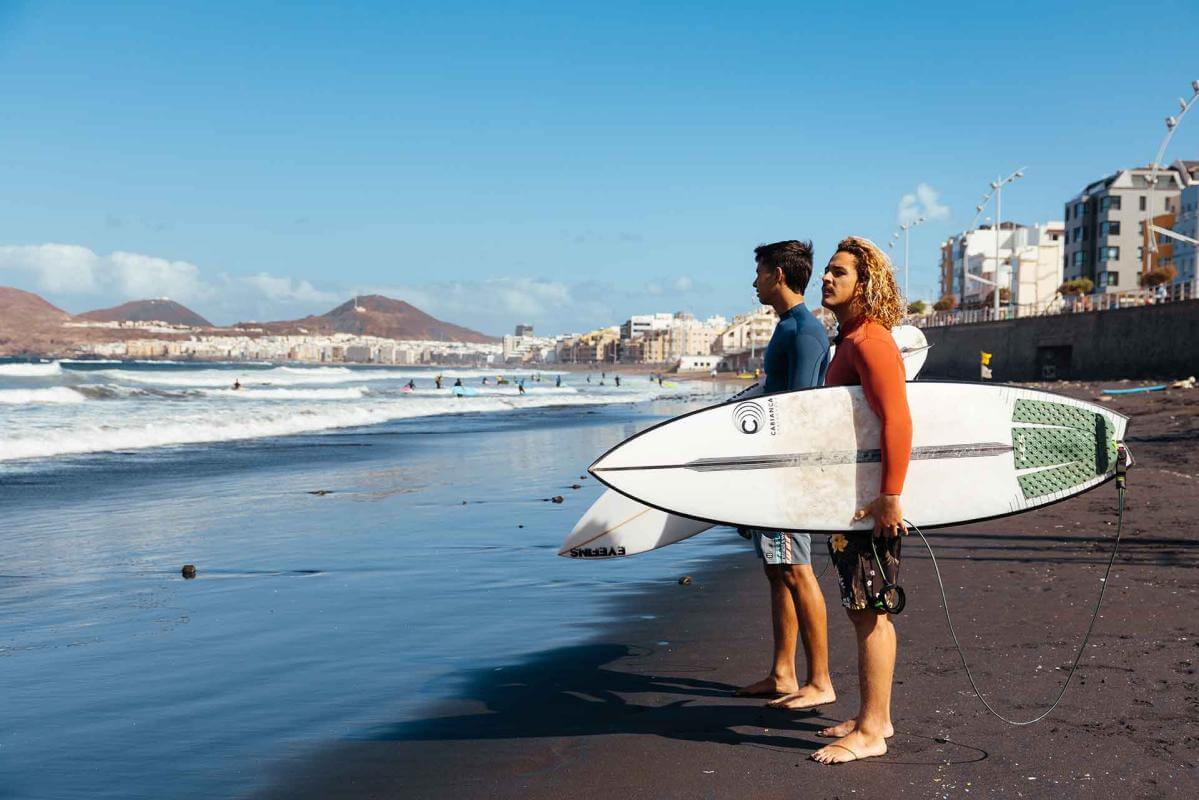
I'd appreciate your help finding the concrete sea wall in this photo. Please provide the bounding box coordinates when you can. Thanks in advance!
[920,300,1199,381]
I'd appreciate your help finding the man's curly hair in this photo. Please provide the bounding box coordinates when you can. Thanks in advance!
[835,236,905,328]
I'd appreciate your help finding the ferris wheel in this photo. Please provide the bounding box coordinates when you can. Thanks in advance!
[1145,80,1199,254]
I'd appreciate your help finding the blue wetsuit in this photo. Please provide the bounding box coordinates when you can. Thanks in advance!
[752,303,830,565]
[762,304,830,395]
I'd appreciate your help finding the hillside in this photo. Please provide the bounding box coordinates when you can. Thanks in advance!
[78,298,214,328]
[0,286,73,328]
[244,295,495,343]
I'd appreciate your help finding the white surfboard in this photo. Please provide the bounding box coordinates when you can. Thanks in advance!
[589,382,1129,533]
[559,325,930,558]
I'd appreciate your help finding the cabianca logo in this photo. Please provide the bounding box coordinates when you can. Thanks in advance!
[733,401,765,434]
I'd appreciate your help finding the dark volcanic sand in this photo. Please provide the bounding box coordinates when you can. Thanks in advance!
[257,382,1199,800]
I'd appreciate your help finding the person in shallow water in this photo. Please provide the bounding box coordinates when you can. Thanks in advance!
[453,377,462,387]
[435,374,443,389]
[406,379,416,391]
[810,236,912,766]
[232,379,241,390]
[555,375,561,388]
[734,240,834,713]
[518,381,526,395]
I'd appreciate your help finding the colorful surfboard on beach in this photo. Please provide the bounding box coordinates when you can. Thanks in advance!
[560,325,931,558]
[588,382,1130,533]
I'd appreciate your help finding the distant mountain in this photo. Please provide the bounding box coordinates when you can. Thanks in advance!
[78,298,213,328]
[243,295,495,343]
[0,286,72,328]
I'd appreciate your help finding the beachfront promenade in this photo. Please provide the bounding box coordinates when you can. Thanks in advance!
[909,284,1199,382]
[914,278,1199,329]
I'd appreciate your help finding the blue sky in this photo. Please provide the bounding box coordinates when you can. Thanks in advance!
[1,0,1196,334]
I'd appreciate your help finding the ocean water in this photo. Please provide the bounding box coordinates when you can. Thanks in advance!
[0,360,746,799]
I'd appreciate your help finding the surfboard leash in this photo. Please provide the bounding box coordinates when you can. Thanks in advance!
[904,447,1128,726]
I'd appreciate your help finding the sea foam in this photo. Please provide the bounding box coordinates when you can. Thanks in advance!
[0,391,659,462]
[0,387,86,405]
[0,362,63,377]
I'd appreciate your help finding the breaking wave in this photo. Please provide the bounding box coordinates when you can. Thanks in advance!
[0,387,86,405]
[0,362,63,377]
[0,392,653,462]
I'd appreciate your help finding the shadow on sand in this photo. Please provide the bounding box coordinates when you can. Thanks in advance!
[366,642,826,748]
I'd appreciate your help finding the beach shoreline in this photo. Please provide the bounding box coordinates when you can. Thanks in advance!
[256,381,1199,799]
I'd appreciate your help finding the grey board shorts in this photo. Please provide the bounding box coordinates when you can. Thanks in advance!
[746,529,812,566]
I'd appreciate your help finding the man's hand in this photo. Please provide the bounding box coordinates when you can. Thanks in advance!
[853,494,907,538]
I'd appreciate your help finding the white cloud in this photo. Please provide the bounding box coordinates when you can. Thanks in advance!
[238,273,339,305]
[0,244,213,303]
[109,251,212,303]
[0,243,103,294]
[0,242,342,323]
[353,277,576,329]
[0,242,732,335]
[897,182,950,226]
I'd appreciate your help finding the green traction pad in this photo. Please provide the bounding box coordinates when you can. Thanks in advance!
[1012,399,1117,500]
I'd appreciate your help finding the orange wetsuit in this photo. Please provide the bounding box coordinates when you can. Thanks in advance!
[825,317,912,495]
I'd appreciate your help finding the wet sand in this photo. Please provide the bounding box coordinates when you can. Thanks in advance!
[257,381,1199,799]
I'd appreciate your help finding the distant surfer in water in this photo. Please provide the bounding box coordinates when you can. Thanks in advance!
[232,379,241,390]
[810,236,912,765]
[435,374,443,389]
[453,377,463,387]
[735,240,834,711]
[555,375,561,388]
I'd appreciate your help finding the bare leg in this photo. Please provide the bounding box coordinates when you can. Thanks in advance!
[811,608,895,764]
[736,564,799,696]
[768,564,835,709]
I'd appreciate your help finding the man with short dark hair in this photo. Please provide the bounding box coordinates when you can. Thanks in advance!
[735,240,835,711]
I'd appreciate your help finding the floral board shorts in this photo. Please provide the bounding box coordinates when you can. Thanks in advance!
[827,532,902,611]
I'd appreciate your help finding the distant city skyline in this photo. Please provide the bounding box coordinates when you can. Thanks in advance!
[0,1,1196,335]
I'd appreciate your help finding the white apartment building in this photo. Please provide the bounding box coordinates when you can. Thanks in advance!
[1009,222,1066,312]
[938,221,1063,310]
[940,225,1019,306]
[668,314,727,358]
[620,313,675,340]
[712,307,776,355]
[617,312,727,363]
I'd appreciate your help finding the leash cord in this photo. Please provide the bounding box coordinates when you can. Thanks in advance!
[904,476,1126,726]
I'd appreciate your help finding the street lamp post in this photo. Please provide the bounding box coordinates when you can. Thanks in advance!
[889,217,927,302]
[971,168,1025,319]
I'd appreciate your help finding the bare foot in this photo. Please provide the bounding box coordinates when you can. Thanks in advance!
[766,684,836,710]
[811,729,888,765]
[818,718,894,738]
[735,676,797,697]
